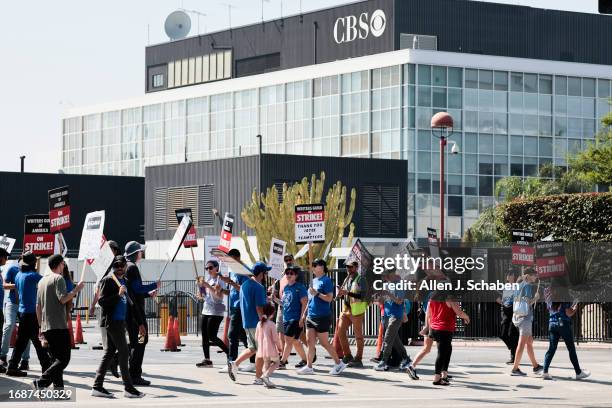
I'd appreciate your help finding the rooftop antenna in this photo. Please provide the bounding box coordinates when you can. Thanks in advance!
[180,8,207,35]
[164,10,191,40]
[261,0,270,24]
[220,3,235,31]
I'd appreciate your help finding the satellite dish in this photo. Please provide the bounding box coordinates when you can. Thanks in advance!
[165,10,191,40]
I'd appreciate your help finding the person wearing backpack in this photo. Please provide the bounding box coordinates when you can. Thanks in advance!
[511,268,543,376]
[335,260,368,368]
[496,269,520,365]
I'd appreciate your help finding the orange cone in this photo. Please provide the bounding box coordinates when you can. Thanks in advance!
[74,314,86,344]
[10,324,18,348]
[160,316,180,352]
[173,317,184,347]
[67,317,79,350]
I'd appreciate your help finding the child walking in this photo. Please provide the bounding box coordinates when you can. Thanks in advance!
[255,303,280,388]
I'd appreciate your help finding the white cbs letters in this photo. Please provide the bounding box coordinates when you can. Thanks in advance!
[333,9,386,44]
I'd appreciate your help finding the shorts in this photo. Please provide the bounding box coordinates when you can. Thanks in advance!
[245,327,258,351]
[283,319,303,339]
[514,318,533,337]
[275,310,284,333]
[305,316,331,333]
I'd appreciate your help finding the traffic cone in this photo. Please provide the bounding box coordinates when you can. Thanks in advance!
[10,324,18,348]
[67,317,79,350]
[160,317,180,352]
[74,314,86,344]
[173,317,184,347]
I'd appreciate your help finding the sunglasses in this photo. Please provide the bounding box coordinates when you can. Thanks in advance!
[205,266,216,270]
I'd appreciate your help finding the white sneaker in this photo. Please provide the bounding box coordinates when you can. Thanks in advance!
[262,376,276,388]
[576,369,591,380]
[297,366,314,375]
[91,387,115,398]
[253,377,264,385]
[542,373,553,380]
[218,365,229,373]
[330,361,347,375]
[240,363,256,373]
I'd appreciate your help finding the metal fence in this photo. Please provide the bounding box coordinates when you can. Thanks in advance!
[74,274,612,343]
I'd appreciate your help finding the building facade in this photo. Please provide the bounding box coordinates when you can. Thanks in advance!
[62,0,612,238]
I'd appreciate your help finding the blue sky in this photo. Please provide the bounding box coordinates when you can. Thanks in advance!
[0,0,599,173]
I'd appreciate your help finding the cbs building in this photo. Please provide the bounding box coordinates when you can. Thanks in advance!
[62,0,612,239]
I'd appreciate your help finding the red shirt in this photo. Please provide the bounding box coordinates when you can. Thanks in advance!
[429,300,456,332]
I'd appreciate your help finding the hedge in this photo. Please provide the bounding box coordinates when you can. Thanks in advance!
[497,192,612,242]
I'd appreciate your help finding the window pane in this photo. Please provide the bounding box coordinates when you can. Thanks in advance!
[568,77,581,96]
[511,135,523,155]
[448,88,462,109]
[494,134,507,154]
[539,74,552,94]
[539,137,553,156]
[479,176,493,196]
[582,78,595,97]
[494,71,508,91]
[448,67,462,87]
[479,134,493,154]
[555,76,567,95]
[479,70,493,90]
[432,66,447,86]
[510,72,523,92]
[465,69,478,88]
[432,87,446,108]
[418,65,431,85]
[524,73,537,93]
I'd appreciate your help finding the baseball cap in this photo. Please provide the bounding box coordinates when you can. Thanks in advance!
[20,251,36,267]
[112,255,127,267]
[206,259,220,268]
[252,261,272,276]
[284,265,301,274]
[312,258,327,268]
[124,241,146,257]
[346,260,359,267]
[107,240,120,252]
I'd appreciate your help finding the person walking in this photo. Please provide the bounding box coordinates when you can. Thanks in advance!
[511,268,543,376]
[428,290,470,386]
[0,247,8,373]
[297,258,347,376]
[335,260,368,368]
[279,266,308,368]
[542,283,590,381]
[497,270,519,365]
[255,303,281,388]
[33,254,84,390]
[196,260,229,367]
[91,255,144,398]
[375,269,411,372]
[5,252,51,377]
[1,256,31,371]
[228,261,270,384]
[406,277,434,380]
[219,249,254,374]
[124,241,159,386]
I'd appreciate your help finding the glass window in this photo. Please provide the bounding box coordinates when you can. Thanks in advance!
[539,137,553,157]
[539,95,552,115]
[448,154,461,174]
[539,74,552,94]
[465,69,478,88]
[510,72,523,92]
[494,134,507,154]
[181,58,189,84]
[510,156,523,176]
[510,135,522,155]
[432,87,446,108]
[448,88,462,109]
[479,90,493,111]
[567,97,581,117]
[582,98,595,118]
[524,73,537,93]
[448,67,462,87]
[417,173,431,193]
[418,87,431,106]
[494,71,508,91]
[555,76,567,95]
[417,130,431,150]
[555,96,567,115]
[448,196,462,216]
[152,74,164,88]
[597,79,610,97]
[479,70,493,90]
[479,134,493,154]
[555,116,567,137]
[418,65,431,85]
[417,152,431,172]
[464,111,477,132]
[539,116,552,136]
[582,78,595,97]
[479,112,493,133]
[464,175,478,195]
[479,176,493,196]
[464,133,478,153]
[524,157,538,176]
[509,114,522,133]
[464,154,478,174]
[568,77,581,96]
[524,136,537,155]
[509,92,522,113]
[404,64,416,84]
[216,52,224,80]
[432,66,447,86]
[465,89,478,109]
[524,93,538,114]
[493,91,507,112]
[174,59,182,86]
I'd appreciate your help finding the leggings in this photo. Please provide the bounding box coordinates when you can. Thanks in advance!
[431,329,453,375]
[201,315,228,360]
[543,321,581,375]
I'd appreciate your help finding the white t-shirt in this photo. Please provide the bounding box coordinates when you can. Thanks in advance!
[202,276,227,316]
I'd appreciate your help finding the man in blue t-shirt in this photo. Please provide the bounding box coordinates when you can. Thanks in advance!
[229,261,269,384]
[280,266,308,366]
[1,260,31,369]
[297,259,347,376]
[375,269,411,372]
[6,252,51,377]
[218,249,254,374]
[0,247,7,370]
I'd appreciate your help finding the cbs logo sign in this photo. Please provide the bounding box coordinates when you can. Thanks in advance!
[333,9,386,44]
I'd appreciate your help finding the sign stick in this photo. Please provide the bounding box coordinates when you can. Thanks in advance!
[190,247,199,279]
[308,241,314,267]
[110,272,133,306]
[159,260,170,281]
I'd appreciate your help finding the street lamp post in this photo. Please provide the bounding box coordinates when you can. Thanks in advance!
[430,112,455,242]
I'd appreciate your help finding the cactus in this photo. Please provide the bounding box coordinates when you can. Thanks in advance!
[240,172,356,269]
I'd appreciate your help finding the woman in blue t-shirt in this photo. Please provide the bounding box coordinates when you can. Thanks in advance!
[542,284,590,380]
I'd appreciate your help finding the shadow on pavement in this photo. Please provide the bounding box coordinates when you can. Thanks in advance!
[273,385,335,395]
[147,385,234,398]
[0,376,33,402]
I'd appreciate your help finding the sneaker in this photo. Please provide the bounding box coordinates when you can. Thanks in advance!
[511,368,527,376]
[433,378,450,386]
[542,372,553,380]
[252,377,264,385]
[399,357,411,372]
[91,387,115,398]
[533,365,544,374]
[330,361,347,375]
[278,360,287,370]
[6,368,27,377]
[370,357,381,364]
[348,359,363,368]
[132,378,151,386]
[18,360,29,371]
[575,369,591,380]
[228,362,237,382]
[124,386,145,398]
[32,379,48,390]
[374,361,389,371]
[294,360,307,368]
[218,365,229,373]
[407,365,419,380]
[506,358,515,365]
[341,355,353,364]
[297,366,314,375]
[262,376,276,388]
[196,359,213,368]
[240,363,256,373]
